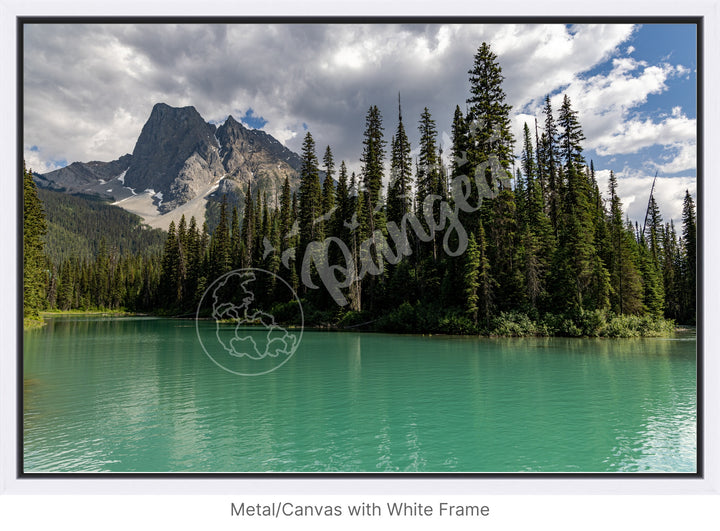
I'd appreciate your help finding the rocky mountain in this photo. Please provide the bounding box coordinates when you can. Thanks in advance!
[35,103,306,228]
[123,103,224,212]
[33,154,134,199]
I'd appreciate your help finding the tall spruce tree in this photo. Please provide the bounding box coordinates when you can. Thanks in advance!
[539,97,561,235]
[298,131,323,293]
[241,184,255,269]
[550,95,610,312]
[606,172,643,314]
[322,145,336,216]
[558,94,586,172]
[159,221,179,309]
[387,96,413,225]
[23,163,48,318]
[360,105,386,230]
[466,42,514,191]
[210,195,231,279]
[416,107,442,262]
[463,232,480,323]
[662,220,682,320]
[680,190,696,323]
[299,131,323,244]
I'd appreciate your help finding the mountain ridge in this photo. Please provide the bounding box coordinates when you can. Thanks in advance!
[35,103,306,229]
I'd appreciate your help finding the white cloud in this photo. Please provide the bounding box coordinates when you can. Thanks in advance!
[539,56,694,157]
[649,141,696,174]
[592,108,695,157]
[595,169,696,224]
[22,19,695,223]
[23,23,638,176]
[23,148,61,174]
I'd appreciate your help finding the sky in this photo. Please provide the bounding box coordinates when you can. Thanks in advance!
[22,22,697,224]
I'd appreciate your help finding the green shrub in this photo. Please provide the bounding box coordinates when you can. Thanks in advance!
[437,311,477,335]
[490,311,538,337]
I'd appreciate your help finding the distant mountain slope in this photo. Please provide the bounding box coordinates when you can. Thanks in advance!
[34,154,133,201]
[38,188,166,264]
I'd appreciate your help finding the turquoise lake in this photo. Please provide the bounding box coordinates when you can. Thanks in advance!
[23,316,697,473]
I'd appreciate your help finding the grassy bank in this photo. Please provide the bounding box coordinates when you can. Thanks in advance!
[40,309,142,317]
[23,309,143,331]
[291,301,678,338]
[23,316,46,330]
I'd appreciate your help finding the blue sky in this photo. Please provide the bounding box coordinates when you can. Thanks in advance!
[579,24,696,174]
[23,22,697,223]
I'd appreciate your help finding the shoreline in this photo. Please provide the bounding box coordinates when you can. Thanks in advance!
[27,310,693,339]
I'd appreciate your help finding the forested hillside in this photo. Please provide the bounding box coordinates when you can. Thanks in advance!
[38,188,166,263]
[30,42,697,334]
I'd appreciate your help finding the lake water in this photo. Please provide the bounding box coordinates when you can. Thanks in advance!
[23,316,697,473]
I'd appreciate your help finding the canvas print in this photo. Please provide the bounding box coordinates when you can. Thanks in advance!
[22,21,697,473]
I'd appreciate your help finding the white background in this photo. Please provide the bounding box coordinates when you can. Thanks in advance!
[1,1,718,529]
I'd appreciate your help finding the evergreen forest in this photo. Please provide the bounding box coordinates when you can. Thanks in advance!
[24,43,697,336]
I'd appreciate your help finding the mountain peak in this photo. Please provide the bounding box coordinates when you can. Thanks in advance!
[122,103,222,211]
[36,102,305,228]
[224,114,242,127]
[150,102,203,120]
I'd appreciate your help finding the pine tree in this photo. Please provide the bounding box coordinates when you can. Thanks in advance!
[175,214,188,305]
[450,105,470,207]
[518,123,538,227]
[278,175,294,286]
[299,131,323,248]
[475,224,493,326]
[606,172,643,314]
[210,195,231,279]
[486,189,523,310]
[159,221,179,309]
[23,162,48,318]
[347,171,363,311]
[241,184,255,269]
[680,190,697,323]
[416,107,441,261]
[334,160,351,235]
[539,96,561,234]
[463,232,480,323]
[322,145,336,216]
[297,131,323,294]
[56,259,74,311]
[387,96,413,225]
[359,105,387,309]
[558,94,586,173]
[279,177,293,240]
[550,96,610,312]
[645,194,663,263]
[185,215,201,306]
[466,42,514,191]
[230,206,242,269]
[662,221,682,320]
[638,239,665,317]
[416,107,440,203]
[360,105,386,231]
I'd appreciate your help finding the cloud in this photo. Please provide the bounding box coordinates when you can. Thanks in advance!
[649,140,696,174]
[595,169,696,224]
[23,23,636,173]
[23,20,695,222]
[572,60,697,161]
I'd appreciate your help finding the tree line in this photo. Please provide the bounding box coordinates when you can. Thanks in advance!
[26,42,697,335]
